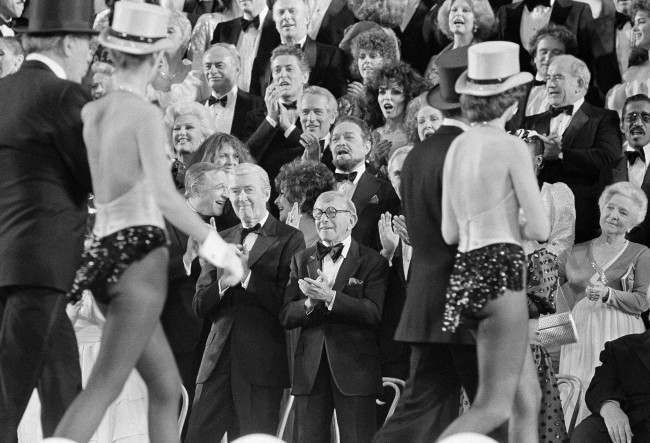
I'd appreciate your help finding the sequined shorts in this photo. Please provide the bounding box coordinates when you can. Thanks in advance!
[67,225,168,305]
[443,243,526,333]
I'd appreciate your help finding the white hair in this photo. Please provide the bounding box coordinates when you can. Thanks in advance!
[599,181,648,227]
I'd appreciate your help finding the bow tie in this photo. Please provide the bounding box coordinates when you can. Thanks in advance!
[208,94,228,107]
[241,15,260,32]
[531,79,546,87]
[615,12,632,30]
[240,223,261,243]
[525,0,551,10]
[548,105,573,117]
[281,101,298,110]
[316,242,344,261]
[626,149,646,164]
[335,171,358,183]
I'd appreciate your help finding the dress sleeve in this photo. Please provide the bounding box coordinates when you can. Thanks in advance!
[606,247,650,315]
[545,182,576,261]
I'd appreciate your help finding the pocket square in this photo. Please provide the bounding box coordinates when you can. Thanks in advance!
[348,277,363,286]
[369,195,379,204]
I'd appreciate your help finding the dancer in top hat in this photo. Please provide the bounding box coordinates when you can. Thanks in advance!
[438,41,549,441]
[48,3,243,442]
[0,1,96,441]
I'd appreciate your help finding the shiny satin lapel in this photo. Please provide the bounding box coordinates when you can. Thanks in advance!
[247,217,279,267]
[352,172,380,217]
[333,241,361,291]
[562,105,588,150]
[303,38,318,71]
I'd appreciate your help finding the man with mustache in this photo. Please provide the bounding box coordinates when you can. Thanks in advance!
[612,94,650,247]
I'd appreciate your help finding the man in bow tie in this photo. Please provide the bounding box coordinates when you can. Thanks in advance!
[201,43,264,141]
[612,94,650,247]
[186,163,305,442]
[299,85,337,171]
[210,0,280,95]
[280,190,388,443]
[331,116,400,251]
[525,54,623,242]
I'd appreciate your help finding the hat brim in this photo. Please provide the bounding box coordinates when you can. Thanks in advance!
[98,30,173,55]
[455,71,533,97]
[17,27,98,35]
[427,85,461,110]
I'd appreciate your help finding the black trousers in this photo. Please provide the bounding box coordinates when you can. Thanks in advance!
[372,343,479,443]
[571,414,650,443]
[294,353,377,443]
[0,286,81,443]
[184,339,284,442]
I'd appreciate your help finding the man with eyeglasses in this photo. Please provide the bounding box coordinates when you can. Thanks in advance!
[280,190,388,443]
[524,54,623,242]
[613,94,650,247]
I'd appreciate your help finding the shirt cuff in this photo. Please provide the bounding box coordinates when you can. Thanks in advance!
[304,298,315,315]
[266,115,277,127]
[284,124,296,138]
[326,290,336,311]
[600,400,621,414]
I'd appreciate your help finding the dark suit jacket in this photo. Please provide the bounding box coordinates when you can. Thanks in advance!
[0,61,91,291]
[496,0,595,74]
[612,156,650,247]
[280,239,388,396]
[193,215,305,387]
[585,331,650,428]
[396,1,440,75]
[395,125,473,344]
[312,0,356,47]
[201,88,264,142]
[350,171,401,252]
[211,14,281,96]
[524,101,623,242]
[591,13,625,102]
[261,37,348,98]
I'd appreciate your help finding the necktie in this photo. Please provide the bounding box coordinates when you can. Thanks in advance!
[615,12,632,30]
[626,149,646,165]
[208,94,228,107]
[316,242,344,261]
[241,15,260,32]
[334,171,358,183]
[548,105,573,118]
[524,0,551,10]
[281,101,298,110]
[240,223,261,244]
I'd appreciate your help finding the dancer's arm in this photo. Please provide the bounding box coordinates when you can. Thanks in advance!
[441,143,459,245]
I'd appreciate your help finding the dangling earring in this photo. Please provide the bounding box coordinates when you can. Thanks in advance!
[473,24,478,34]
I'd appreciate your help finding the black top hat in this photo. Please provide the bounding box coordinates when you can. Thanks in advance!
[427,46,468,111]
[20,0,96,35]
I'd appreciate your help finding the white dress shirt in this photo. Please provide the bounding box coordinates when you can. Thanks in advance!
[520,1,554,53]
[401,242,413,278]
[237,6,268,92]
[207,86,238,134]
[310,235,352,312]
[335,162,366,198]
[308,0,333,40]
[625,142,650,188]
[400,0,421,32]
[25,53,67,80]
[526,76,550,116]
[549,97,584,138]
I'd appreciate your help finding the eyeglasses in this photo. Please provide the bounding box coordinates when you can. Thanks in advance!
[624,112,650,124]
[312,207,351,220]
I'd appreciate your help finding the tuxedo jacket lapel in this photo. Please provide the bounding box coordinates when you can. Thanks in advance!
[562,104,589,149]
[352,172,380,218]
[247,216,279,267]
[232,90,244,136]
[551,0,571,25]
[333,241,361,291]
[303,37,318,72]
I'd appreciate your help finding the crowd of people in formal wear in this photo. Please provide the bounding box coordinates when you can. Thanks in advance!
[1,0,650,442]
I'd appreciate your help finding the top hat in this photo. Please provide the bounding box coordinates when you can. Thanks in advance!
[427,46,468,110]
[98,2,173,55]
[21,0,97,35]
[455,41,533,97]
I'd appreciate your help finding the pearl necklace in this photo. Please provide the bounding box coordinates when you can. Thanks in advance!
[114,84,147,100]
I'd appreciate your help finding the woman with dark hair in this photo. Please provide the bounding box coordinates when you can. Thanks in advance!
[190,132,253,174]
[440,41,548,441]
[48,3,241,442]
[274,159,336,247]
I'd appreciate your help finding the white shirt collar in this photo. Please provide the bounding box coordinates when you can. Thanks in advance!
[624,141,650,156]
[283,36,307,47]
[212,85,238,100]
[256,6,269,28]
[25,53,67,80]
[320,235,352,259]
[321,132,331,147]
[242,210,269,229]
[335,162,366,186]
[571,97,585,116]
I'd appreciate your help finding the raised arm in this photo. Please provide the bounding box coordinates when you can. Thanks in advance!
[606,248,650,315]
[441,147,459,245]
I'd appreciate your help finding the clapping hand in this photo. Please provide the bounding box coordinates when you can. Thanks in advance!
[586,283,608,302]
[279,103,299,131]
[392,215,410,245]
[347,81,365,99]
[264,83,281,122]
[298,270,334,304]
[300,132,321,161]
[378,212,399,258]
[286,202,301,229]
[600,401,633,443]
[536,133,562,160]
[218,243,245,287]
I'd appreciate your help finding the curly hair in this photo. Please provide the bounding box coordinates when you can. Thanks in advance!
[460,84,528,123]
[350,28,400,79]
[164,101,215,141]
[599,181,648,227]
[437,0,496,42]
[528,23,578,57]
[193,132,253,165]
[271,44,310,75]
[633,0,650,15]
[274,159,336,214]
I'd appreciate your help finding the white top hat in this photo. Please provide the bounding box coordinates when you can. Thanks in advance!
[98,1,173,55]
[455,41,533,97]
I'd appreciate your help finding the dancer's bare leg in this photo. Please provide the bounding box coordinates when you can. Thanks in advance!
[437,290,529,440]
[509,348,540,443]
[54,248,176,442]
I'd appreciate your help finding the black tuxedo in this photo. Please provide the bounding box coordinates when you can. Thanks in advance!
[311,0,356,47]
[261,37,348,98]
[496,0,595,74]
[0,60,89,440]
[612,154,650,247]
[280,239,388,443]
[524,101,623,242]
[374,125,478,443]
[185,215,305,441]
[572,331,650,442]
[204,88,264,142]
[347,171,400,252]
[395,1,440,75]
[211,13,281,96]
[591,13,627,102]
